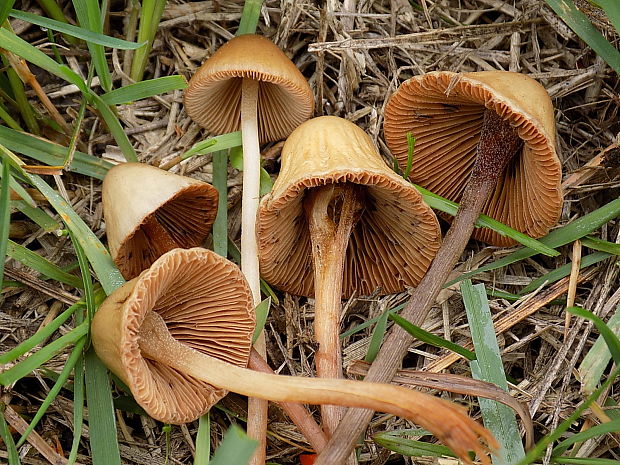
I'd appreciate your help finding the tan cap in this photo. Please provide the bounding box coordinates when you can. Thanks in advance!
[257,116,441,298]
[91,247,255,424]
[103,163,218,280]
[184,34,314,143]
[384,71,562,246]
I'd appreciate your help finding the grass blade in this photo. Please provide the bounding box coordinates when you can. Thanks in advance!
[365,309,389,363]
[84,348,122,465]
[7,239,83,287]
[0,27,84,88]
[373,431,455,458]
[71,0,112,92]
[544,0,620,74]
[68,352,85,465]
[12,200,61,232]
[129,0,167,82]
[0,302,82,364]
[578,304,620,394]
[448,197,620,286]
[100,75,188,105]
[9,10,145,49]
[552,418,620,456]
[517,364,620,465]
[182,132,243,161]
[389,313,476,360]
[237,0,264,36]
[89,93,139,162]
[0,403,20,465]
[210,424,258,465]
[16,337,87,447]
[519,251,611,295]
[461,280,525,465]
[0,323,88,385]
[212,150,229,257]
[0,160,10,288]
[414,184,559,257]
[595,1,620,34]
[567,306,620,365]
[252,297,272,344]
[0,125,112,180]
[3,164,125,293]
[195,413,211,465]
[551,459,620,465]
[580,236,620,255]
[0,0,16,25]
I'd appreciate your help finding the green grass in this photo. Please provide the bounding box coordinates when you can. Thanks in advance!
[544,0,620,74]
[462,281,525,465]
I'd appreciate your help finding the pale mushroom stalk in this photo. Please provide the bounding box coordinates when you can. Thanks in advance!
[313,110,524,465]
[184,36,314,464]
[139,310,496,465]
[304,184,364,435]
[239,77,268,464]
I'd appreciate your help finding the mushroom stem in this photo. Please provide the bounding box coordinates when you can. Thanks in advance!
[314,109,522,465]
[304,184,364,435]
[240,77,268,465]
[240,77,262,304]
[139,310,496,464]
[248,350,329,452]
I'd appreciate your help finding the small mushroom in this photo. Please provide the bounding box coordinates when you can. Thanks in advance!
[92,247,496,464]
[315,72,562,463]
[103,163,218,280]
[257,116,441,434]
[384,71,562,245]
[184,35,314,457]
[184,33,314,301]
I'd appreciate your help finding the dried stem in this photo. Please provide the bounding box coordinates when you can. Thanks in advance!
[315,109,522,465]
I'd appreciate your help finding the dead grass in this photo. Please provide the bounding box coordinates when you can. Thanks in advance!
[2,0,620,464]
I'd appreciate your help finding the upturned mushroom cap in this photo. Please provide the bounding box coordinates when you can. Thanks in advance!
[91,247,255,424]
[257,116,441,298]
[184,34,314,143]
[103,163,218,280]
[384,71,562,246]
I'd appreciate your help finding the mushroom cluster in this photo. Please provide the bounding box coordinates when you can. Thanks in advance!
[96,28,563,465]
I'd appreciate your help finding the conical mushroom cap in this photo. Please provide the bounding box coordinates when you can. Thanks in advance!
[184,34,314,143]
[257,116,441,298]
[91,247,255,424]
[103,163,218,280]
[384,71,562,246]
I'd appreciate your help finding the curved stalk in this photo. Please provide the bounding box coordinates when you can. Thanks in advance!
[315,109,523,465]
[304,184,363,435]
[139,311,496,464]
[248,350,328,452]
[240,77,268,465]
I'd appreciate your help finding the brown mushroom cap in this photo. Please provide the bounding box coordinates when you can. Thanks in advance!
[257,116,441,298]
[103,163,218,280]
[384,71,562,246]
[183,34,314,143]
[91,247,255,424]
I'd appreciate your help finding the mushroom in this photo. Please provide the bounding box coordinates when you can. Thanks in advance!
[183,33,314,302]
[257,116,441,434]
[184,34,313,457]
[92,247,496,464]
[314,71,562,464]
[385,71,562,246]
[103,163,218,280]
